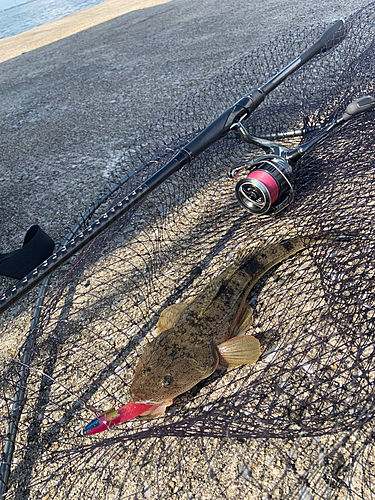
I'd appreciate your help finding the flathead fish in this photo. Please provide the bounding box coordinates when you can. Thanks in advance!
[84,234,341,434]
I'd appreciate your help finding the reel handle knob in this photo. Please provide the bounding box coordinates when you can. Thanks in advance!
[342,95,375,121]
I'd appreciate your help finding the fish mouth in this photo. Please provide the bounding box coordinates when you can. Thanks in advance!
[134,398,173,406]
[132,398,173,419]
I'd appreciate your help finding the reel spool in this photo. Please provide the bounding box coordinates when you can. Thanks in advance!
[230,155,294,216]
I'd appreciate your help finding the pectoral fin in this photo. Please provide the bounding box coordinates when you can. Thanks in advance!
[218,335,260,369]
[157,299,194,334]
[232,302,254,337]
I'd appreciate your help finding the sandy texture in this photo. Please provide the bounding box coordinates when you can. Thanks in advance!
[0,0,172,63]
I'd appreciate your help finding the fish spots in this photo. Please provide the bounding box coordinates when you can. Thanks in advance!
[142,367,151,377]
[281,240,296,253]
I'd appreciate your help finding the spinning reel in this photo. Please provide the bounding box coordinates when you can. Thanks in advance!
[228,96,375,216]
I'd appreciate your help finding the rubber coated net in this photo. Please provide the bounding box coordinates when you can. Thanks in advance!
[0,2,375,499]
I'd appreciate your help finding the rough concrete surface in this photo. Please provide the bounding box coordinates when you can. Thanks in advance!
[0,2,373,498]
[0,0,370,261]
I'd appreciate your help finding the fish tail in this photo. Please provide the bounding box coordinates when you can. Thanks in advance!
[299,231,358,247]
[237,231,356,288]
[236,231,357,270]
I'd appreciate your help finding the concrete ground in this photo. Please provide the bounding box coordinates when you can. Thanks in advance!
[0,0,370,255]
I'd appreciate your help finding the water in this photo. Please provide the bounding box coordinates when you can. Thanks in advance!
[0,0,108,39]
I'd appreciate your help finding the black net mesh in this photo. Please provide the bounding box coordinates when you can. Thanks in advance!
[1,3,375,499]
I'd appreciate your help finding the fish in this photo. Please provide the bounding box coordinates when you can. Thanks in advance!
[84,233,346,434]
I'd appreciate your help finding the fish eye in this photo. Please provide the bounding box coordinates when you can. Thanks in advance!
[142,367,151,377]
[161,375,172,387]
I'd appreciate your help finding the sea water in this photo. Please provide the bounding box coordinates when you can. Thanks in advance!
[0,0,107,39]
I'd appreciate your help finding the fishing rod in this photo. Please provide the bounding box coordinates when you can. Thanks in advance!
[0,20,345,315]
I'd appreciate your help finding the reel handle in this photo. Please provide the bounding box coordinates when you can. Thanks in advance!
[342,96,375,121]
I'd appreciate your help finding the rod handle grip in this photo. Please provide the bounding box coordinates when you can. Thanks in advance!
[343,96,375,121]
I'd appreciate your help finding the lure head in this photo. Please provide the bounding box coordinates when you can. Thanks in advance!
[130,329,219,408]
